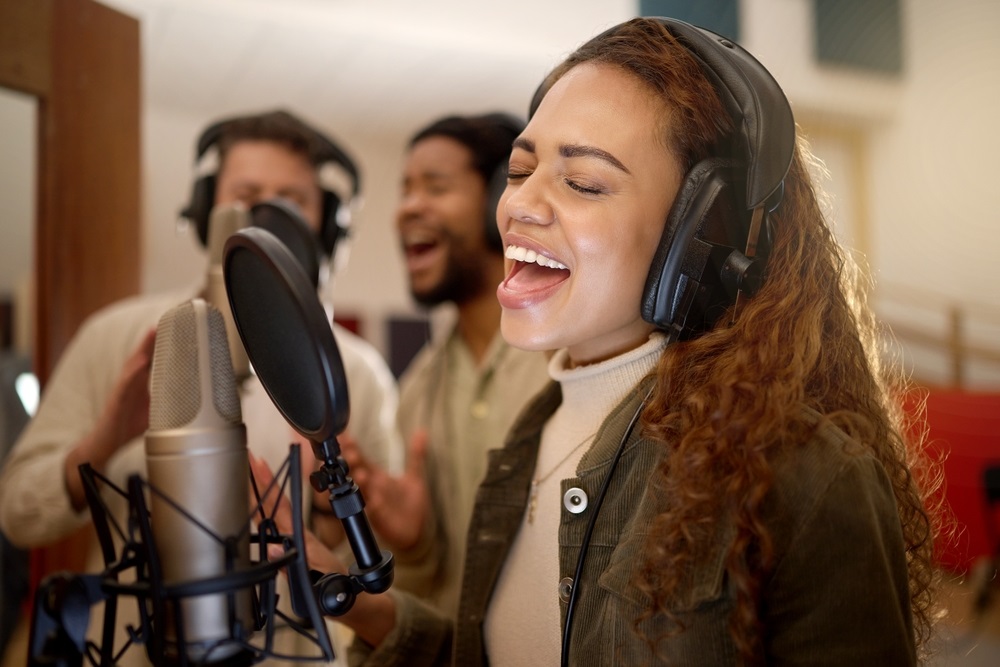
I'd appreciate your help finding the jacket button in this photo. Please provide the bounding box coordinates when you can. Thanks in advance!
[558,576,573,603]
[563,487,588,514]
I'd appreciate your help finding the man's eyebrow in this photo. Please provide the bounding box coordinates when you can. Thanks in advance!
[403,170,452,187]
[561,144,630,174]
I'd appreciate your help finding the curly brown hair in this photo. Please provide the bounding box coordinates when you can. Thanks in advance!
[543,17,939,663]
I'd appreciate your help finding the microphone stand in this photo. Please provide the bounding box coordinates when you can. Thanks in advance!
[306,437,394,616]
[28,446,337,667]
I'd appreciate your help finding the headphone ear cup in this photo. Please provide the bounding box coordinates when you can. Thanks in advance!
[642,158,742,336]
[319,189,348,257]
[482,163,507,253]
[180,175,216,247]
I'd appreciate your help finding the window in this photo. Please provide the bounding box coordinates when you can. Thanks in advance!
[639,0,739,41]
[814,0,903,74]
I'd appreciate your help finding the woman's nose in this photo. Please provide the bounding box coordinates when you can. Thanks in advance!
[502,174,553,227]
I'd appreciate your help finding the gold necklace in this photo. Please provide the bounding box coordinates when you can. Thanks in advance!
[527,430,597,525]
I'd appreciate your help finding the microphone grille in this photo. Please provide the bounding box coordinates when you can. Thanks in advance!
[206,305,242,422]
[149,301,241,430]
[150,303,199,429]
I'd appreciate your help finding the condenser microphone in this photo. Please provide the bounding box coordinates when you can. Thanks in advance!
[206,205,251,383]
[144,298,254,664]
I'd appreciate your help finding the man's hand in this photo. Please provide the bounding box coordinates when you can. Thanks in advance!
[101,325,158,450]
[65,326,157,510]
[249,453,398,649]
[249,452,345,574]
[339,429,430,552]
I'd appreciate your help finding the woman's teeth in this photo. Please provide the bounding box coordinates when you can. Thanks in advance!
[504,245,568,270]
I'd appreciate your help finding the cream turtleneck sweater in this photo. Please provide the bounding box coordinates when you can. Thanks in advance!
[483,333,668,666]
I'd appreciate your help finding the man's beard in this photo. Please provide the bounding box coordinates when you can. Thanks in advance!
[411,244,491,307]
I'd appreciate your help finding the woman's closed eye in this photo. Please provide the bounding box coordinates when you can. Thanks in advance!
[506,161,607,196]
[507,168,532,183]
[565,178,605,196]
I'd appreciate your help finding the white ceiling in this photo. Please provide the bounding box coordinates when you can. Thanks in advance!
[101,0,636,140]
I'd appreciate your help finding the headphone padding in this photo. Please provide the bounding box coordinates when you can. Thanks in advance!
[642,158,738,331]
[319,189,348,257]
[181,175,217,247]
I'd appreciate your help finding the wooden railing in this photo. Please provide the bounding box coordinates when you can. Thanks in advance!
[875,284,1000,389]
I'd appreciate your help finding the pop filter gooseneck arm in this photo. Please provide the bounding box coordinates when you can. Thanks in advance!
[222,227,393,615]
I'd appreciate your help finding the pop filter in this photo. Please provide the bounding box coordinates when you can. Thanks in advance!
[222,226,393,617]
[249,200,322,290]
[222,226,348,443]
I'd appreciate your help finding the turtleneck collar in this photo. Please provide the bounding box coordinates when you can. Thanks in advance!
[546,332,668,430]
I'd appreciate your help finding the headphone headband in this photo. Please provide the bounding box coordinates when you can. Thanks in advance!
[655,19,794,210]
[530,19,794,213]
[194,110,362,197]
[180,110,361,257]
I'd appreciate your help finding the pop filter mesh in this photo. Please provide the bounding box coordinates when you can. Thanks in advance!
[225,238,328,438]
[250,201,321,288]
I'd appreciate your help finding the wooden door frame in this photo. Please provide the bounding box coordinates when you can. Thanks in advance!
[0,0,141,629]
[0,0,141,384]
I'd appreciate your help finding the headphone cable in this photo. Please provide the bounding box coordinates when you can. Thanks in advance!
[560,382,656,666]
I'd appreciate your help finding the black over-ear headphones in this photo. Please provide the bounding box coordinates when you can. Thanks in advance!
[179,110,362,258]
[481,113,526,253]
[640,19,795,339]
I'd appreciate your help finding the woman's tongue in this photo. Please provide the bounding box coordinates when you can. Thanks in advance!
[503,260,570,294]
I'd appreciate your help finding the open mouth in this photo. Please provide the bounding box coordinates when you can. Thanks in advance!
[502,244,570,293]
[403,230,438,257]
[402,231,443,272]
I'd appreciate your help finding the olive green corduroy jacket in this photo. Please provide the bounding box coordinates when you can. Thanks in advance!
[353,376,916,666]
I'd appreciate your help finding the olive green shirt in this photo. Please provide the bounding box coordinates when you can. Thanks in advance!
[391,327,550,618]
